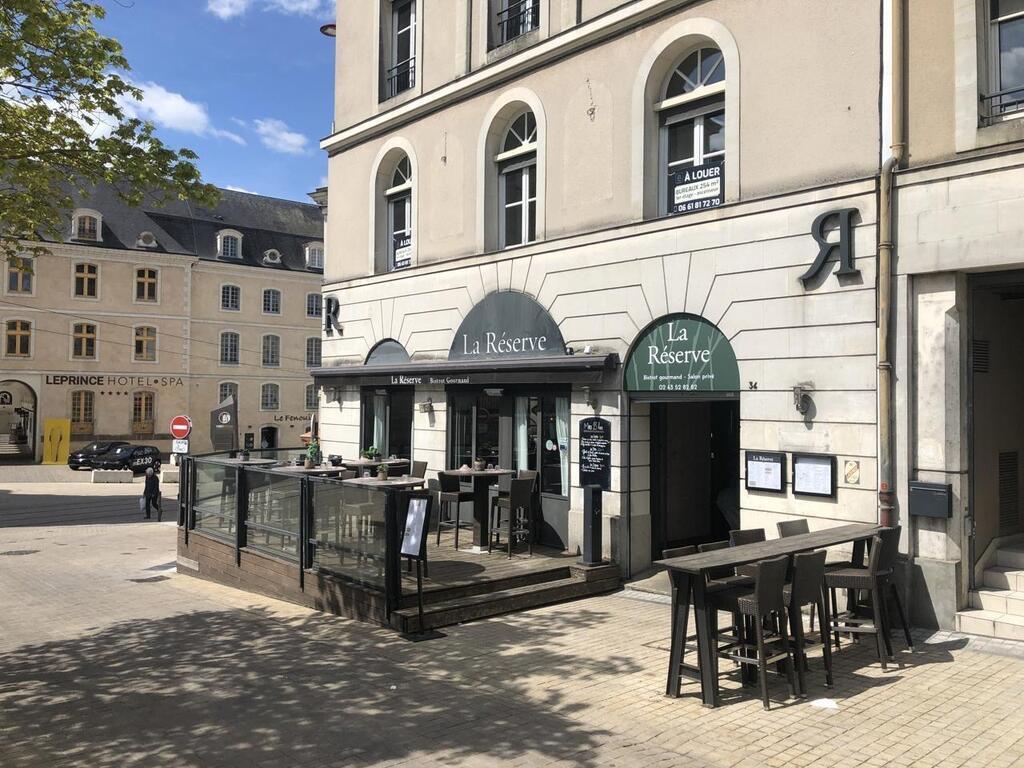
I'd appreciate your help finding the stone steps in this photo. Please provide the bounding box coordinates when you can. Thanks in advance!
[956,545,1024,641]
[969,588,1024,616]
[955,608,1024,641]
[997,544,1024,570]
[982,566,1024,591]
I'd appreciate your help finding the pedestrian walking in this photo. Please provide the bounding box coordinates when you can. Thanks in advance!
[143,467,162,521]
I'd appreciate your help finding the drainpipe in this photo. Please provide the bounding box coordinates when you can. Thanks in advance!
[878,0,905,528]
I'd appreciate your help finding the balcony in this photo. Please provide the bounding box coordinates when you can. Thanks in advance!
[980,85,1024,126]
[495,0,539,48]
[383,58,415,100]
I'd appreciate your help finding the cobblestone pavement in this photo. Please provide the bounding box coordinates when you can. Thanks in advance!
[2,484,1024,768]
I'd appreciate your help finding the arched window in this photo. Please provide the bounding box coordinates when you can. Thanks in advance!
[72,322,97,360]
[305,336,322,368]
[217,229,243,259]
[262,288,281,314]
[658,47,725,216]
[386,155,413,271]
[262,334,280,367]
[218,381,239,405]
[496,110,537,248]
[220,331,240,365]
[71,390,94,434]
[72,209,102,241]
[260,383,280,411]
[134,325,157,362]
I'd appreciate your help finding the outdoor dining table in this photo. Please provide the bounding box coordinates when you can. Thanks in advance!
[443,467,515,550]
[340,457,410,475]
[269,465,345,476]
[342,476,426,490]
[656,522,884,708]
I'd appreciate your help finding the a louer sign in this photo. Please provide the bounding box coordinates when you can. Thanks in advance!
[624,313,740,392]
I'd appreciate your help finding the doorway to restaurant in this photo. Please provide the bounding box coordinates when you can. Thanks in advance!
[649,398,740,560]
[0,380,36,463]
[260,425,278,450]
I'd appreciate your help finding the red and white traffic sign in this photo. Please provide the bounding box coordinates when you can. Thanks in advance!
[170,415,192,439]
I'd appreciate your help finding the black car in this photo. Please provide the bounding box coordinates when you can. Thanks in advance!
[91,445,162,474]
[67,441,130,470]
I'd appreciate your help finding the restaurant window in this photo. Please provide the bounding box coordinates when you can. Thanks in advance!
[5,319,31,357]
[261,383,280,411]
[493,0,539,47]
[221,284,241,311]
[360,388,413,458]
[262,334,280,367]
[306,292,322,318]
[383,0,416,100]
[134,325,157,362]
[132,391,155,434]
[72,322,97,360]
[306,336,321,368]
[71,390,94,434]
[74,262,98,298]
[220,331,240,365]
[658,47,725,216]
[984,0,1024,121]
[386,155,413,270]
[219,381,238,405]
[7,256,33,294]
[262,288,281,314]
[305,383,318,412]
[135,268,158,302]
[496,110,537,248]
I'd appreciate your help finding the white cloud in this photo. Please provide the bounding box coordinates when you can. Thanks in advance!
[206,0,326,19]
[252,118,309,155]
[206,0,251,20]
[119,81,246,145]
[267,0,324,12]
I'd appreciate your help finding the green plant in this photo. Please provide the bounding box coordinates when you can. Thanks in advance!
[361,446,380,459]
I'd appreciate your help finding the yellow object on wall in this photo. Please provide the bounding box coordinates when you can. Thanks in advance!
[42,418,71,464]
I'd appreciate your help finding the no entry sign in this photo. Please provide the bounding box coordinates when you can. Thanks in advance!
[170,415,192,439]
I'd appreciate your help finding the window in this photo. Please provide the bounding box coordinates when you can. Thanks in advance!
[132,391,155,433]
[5,319,31,357]
[136,231,157,248]
[135,268,158,302]
[306,336,322,368]
[387,156,413,270]
[305,383,318,411]
[262,288,281,314]
[658,47,726,216]
[985,0,1024,121]
[73,210,101,241]
[71,390,94,434]
[260,383,280,411]
[262,334,280,367]
[221,284,241,311]
[7,256,32,294]
[306,292,322,318]
[360,388,413,457]
[305,243,324,270]
[263,249,281,265]
[72,322,97,360]
[217,230,243,259]
[74,262,98,298]
[219,381,239,405]
[134,325,157,362]
[384,0,416,98]
[497,111,537,248]
[494,0,539,47]
[220,331,240,365]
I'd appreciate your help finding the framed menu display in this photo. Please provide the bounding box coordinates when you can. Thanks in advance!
[745,451,786,493]
[792,453,837,498]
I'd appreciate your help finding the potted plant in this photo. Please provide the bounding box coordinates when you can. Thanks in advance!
[361,446,380,460]
[305,437,322,469]
[377,463,389,481]
[473,456,486,471]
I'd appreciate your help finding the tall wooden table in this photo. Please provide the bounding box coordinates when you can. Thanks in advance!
[657,523,884,707]
[442,468,514,550]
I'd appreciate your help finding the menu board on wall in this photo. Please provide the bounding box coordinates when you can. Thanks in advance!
[579,416,611,491]
[745,451,786,493]
[792,453,837,498]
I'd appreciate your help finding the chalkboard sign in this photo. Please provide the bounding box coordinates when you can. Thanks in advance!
[745,451,786,493]
[579,417,611,491]
[401,497,429,559]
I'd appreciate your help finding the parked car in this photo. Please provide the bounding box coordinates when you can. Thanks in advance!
[67,441,130,470]
[91,445,162,473]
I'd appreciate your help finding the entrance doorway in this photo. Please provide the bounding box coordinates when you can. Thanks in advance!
[650,399,739,559]
[260,425,279,450]
[0,380,36,463]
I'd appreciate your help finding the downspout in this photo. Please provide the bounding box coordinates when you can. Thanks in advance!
[878,0,905,527]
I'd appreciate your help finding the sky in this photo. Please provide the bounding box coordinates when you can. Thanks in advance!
[95,0,336,203]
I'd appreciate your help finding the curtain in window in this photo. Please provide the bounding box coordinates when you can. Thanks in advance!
[373,393,387,452]
[514,396,529,470]
[555,395,569,495]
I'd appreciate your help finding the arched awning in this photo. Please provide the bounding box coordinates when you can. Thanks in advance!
[623,313,740,393]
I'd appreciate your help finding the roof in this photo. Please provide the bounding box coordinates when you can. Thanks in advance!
[44,182,324,274]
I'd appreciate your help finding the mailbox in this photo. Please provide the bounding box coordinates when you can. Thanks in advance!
[908,481,952,519]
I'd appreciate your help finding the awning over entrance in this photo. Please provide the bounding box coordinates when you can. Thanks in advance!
[623,313,740,394]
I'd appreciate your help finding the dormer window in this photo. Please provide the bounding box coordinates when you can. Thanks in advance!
[72,209,102,242]
[263,249,282,265]
[217,229,243,259]
[305,243,324,270]
[136,231,157,248]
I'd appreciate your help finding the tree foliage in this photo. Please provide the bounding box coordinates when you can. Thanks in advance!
[0,0,219,262]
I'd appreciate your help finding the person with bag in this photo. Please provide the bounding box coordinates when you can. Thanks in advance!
[142,467,162,521]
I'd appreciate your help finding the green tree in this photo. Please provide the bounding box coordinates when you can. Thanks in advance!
[0,0,219,263]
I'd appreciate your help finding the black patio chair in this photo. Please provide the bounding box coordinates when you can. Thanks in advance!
[489,477,533,558]
[436,472,472,549]
[784,550,833,694]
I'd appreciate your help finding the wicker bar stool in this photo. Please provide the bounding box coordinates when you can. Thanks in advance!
[436,472,473,549]
[784,550,833,694]
[489,477,533,558]
[730,528,766,578]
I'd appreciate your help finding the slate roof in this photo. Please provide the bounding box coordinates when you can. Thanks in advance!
[45,182,324,274]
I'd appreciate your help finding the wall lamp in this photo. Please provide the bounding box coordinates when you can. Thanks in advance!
[418,396,434,414]
[793,383,814,415]
[581,385,598,411]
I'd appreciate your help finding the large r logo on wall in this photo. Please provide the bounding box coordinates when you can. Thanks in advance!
[323,295,343,337]
[800,208,860,286]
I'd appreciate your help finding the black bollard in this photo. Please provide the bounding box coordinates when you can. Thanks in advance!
[581,484,603,566]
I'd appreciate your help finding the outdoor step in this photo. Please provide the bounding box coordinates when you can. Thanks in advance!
[997,544,1024,570]
[983,566,1024,592]
[969,588,1024,616]
[955,608,1024,641]
[403,565,572,608]
[391,573,621,633]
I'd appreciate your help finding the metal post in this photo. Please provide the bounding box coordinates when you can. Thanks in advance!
[582,484,603,566]
[384,490,401,620]
[298,476,310,591]
[235,465,248,567]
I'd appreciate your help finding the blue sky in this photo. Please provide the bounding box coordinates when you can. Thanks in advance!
[96,0,336,203]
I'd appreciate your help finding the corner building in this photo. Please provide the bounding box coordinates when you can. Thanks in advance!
[316,2,883,581]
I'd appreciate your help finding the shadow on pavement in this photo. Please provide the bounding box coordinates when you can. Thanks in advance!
[0,489,177,528]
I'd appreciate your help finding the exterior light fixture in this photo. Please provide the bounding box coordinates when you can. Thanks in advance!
[793,383,814,415]
[319,23,337,37]
[418,397,434,414]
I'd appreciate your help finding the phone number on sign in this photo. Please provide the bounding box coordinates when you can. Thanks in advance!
[672,198,721,214]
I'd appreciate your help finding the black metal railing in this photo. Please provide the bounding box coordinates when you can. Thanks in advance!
[980,85,1024,125]
[383,58,416,99]
[496,0,539,46]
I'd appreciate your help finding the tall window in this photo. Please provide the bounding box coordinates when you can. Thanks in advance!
[497,111,537,248]
[74,263,98,298]
[134,326,157,362]
[306,336,322,368]
[5,319,31,357]
[74,214,99,241]
[220,331,240,365]
[262,288,281,314]
[305,384,318,411]
[384,0,416,98]
[659,47,726,216]
[494,0,539,47]
[71,390,94,434]
[306,292,322,318]
[132,391,155,433]
[262,334,280,367]
[987,0,1024,120]
[218,230,242,259]
[72,322,97,360]
[261,383,280,411]
[387,156,413,270]
[135,268,158,302]
[221,284,241,311]
[7,256,32,294]
[218,381,239,405]
[305,244,324,270]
